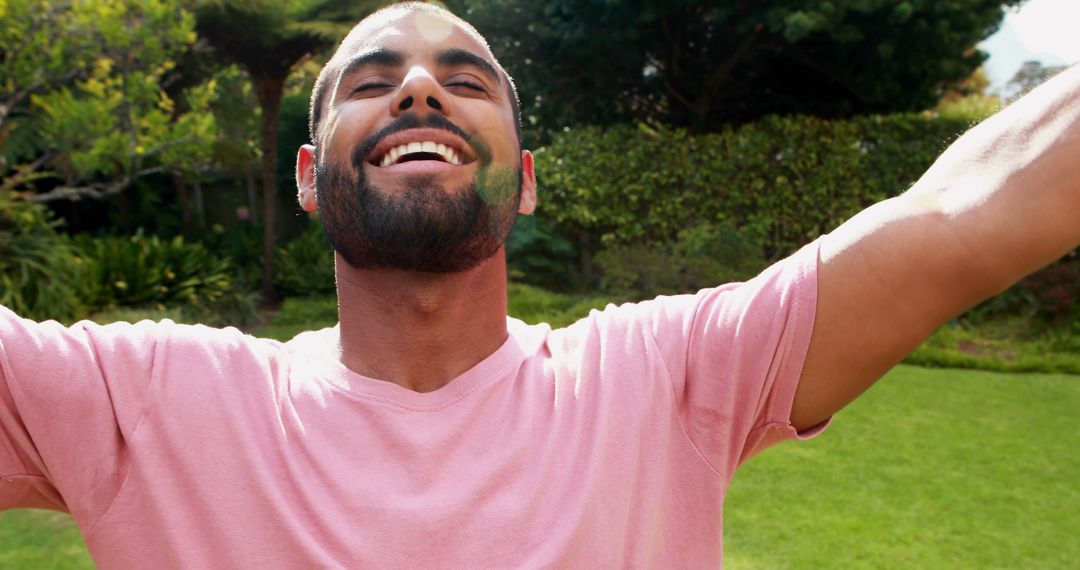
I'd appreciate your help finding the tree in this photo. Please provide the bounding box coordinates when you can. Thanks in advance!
[193,0,387,301]
[1,0,217,206]
[1005,60,1068,101]
[449,0,1022,136]
[933,67,1001,121]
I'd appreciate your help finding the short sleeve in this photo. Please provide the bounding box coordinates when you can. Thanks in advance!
[0,305,159,522]
[642,239,823,479]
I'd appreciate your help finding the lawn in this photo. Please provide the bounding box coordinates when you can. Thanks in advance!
[725,365,1080,569]
[2,294,1076,567]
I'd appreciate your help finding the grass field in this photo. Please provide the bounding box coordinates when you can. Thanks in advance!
[725,365,1080,568]
[3,365,1076,567]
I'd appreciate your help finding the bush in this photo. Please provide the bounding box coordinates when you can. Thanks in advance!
[0,196,83,321]
[1019,254,1079,323]
[506,282,613,328]
[69,231,258,325]
[535,115,971,266]
[962,252,1079,326]
[273,219,336,297]
[199,222,263,290]
[595,221,766,299]
[506,214,579,290]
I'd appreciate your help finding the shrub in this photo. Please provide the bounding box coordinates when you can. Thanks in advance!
[199,222,263,290]
[506,282,613,328]
[0,196,83,321]
[69,231,257,325]
[962,252,1079,326]
[1019,254,1079,323]
[273,219,336,297]
[595,221,766,298]
[506,214,579,290]
[535,115,971,267]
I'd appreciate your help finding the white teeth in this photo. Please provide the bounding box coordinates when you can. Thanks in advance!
[378,140,464,166]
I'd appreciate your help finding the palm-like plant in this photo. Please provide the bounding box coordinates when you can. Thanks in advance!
[194,0,388,300]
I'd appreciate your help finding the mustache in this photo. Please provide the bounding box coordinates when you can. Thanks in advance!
[350,114,490,170]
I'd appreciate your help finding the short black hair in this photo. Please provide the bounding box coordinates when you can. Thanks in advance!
[307,2,522,148]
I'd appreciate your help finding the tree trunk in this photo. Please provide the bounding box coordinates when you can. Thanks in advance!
[173,172,192,240]
[244,160,259,224]
[253,72,285,303]
[193,178,205,230]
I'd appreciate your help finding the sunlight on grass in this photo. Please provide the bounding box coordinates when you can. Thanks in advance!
[726,364,1080,568]
[0,510,93,569]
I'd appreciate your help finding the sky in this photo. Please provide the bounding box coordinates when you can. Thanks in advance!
[979,0,1080,94]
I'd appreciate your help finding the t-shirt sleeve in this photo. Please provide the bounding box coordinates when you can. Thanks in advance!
[645,239,824,479]
[0,305,159,520]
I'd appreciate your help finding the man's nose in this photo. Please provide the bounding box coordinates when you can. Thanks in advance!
[391,66,451,117]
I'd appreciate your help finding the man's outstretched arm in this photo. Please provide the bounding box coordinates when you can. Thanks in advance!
[791,64,1080,431]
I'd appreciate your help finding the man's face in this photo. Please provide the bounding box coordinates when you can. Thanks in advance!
[309,9,529,273]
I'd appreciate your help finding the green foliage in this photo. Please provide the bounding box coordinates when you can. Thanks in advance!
[192,0,389,297]
[506,283,613,328]
[536,115,971,264]
[69,232,258,325]
[451,0,1019,136]
[272,219,336,296]
[933,93,1001,122]
[505,214,579,290]
[0,195,83,321]
[595,221,765,299]
[961,253,1079,326]
[905,316,1080,375]
[200,221,264,289]
[2,0,216,201]
[1018,255,1079,323]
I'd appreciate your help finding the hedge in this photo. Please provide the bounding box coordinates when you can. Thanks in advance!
[533,114,974,261]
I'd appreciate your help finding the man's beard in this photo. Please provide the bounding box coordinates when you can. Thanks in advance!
[314,115,522,274]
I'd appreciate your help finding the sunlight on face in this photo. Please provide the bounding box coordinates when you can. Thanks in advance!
[413,10,454,44]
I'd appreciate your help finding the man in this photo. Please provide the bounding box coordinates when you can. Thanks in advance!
[0,2,1077,567]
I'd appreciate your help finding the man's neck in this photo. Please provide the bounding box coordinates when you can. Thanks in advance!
[333,250,510,393]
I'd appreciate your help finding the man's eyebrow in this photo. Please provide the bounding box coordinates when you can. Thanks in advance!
[339,48,405,79]
[436,48,501,85]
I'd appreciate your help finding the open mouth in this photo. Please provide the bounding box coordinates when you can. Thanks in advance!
[373,141,464,167]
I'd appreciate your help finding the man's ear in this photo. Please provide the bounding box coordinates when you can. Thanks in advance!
[518,150,537,215]
[297,144,318,212]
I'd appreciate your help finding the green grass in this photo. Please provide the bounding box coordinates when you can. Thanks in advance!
[0,510,93,569]
[726,365,1080,569]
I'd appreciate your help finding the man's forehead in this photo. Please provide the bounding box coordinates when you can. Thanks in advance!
[335,9,495,68]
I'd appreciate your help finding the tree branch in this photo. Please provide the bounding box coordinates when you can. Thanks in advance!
[1,151,56,192]
[22,166,166,202]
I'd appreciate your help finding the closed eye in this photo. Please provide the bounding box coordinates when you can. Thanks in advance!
[446,80,485,92]
[351,83,394,95]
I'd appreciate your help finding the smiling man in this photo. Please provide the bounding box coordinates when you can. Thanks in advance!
[1,1,1079,568]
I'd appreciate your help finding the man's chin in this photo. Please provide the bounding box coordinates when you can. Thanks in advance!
[335,240,504,275]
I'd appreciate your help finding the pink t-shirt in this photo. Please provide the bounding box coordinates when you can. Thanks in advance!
[0,240,821,568]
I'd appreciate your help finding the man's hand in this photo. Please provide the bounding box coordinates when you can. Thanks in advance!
[791,64,1080,431]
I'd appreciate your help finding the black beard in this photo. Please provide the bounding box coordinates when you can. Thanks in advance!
[314,115,522,274]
